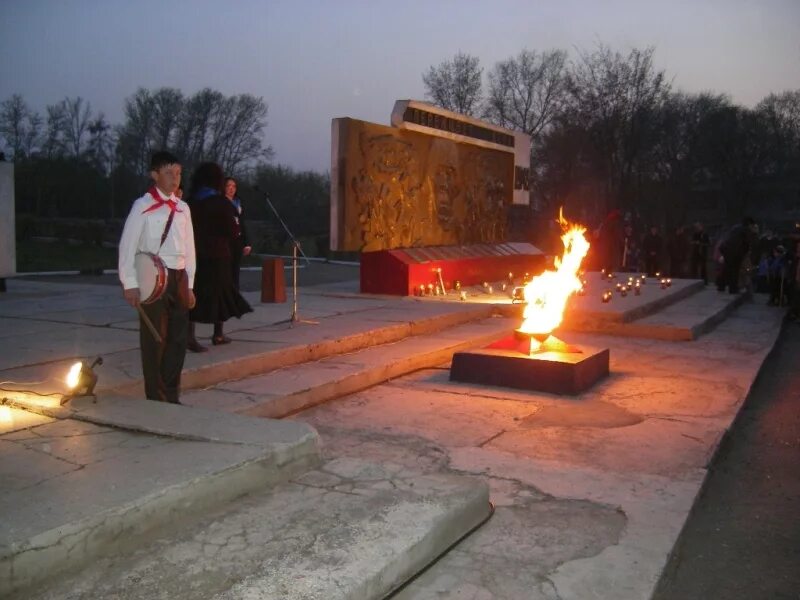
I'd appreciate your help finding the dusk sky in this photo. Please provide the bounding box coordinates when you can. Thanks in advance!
[2,0,799,173]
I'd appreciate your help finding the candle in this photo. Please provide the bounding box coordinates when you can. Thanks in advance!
[634,285,641,296]
[459,291,467,301]
[620,286,628,297]
[666,278,672,287]
[454,280,461,291]
[487,285,493,294]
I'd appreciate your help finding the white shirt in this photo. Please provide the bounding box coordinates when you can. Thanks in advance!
[118,188,196,290]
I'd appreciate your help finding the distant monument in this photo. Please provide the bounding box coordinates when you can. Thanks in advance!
[0,161,15,292]
[331,100,543,295]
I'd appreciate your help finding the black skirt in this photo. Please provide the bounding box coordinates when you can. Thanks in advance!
[190,257,253,323]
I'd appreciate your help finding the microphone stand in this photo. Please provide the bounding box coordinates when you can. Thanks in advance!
[257,189,316,326]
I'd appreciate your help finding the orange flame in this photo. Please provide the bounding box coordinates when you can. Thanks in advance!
[518,209,590,337]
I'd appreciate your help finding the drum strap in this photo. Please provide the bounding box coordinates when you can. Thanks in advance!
[159,209,176,250]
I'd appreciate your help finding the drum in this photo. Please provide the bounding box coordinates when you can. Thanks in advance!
[134,252,168,304]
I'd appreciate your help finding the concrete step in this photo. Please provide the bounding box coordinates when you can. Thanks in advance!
[617,287,748,341]
[106,303,494,397]
[0,397,321,598]
[181,316,516,418]
[21,459,491,600]
[556,287,746,341]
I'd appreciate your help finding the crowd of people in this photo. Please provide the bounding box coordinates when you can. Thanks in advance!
[587,210,800,318]
[117,152,253,404]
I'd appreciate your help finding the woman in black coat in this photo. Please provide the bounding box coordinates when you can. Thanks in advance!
[224,176,251,290]
[186,162,252,351]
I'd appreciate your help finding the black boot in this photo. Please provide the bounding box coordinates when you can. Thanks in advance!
[212,321,231,345]
[187,322,208,353]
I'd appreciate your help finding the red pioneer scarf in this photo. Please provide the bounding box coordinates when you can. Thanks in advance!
[142,186,182,214]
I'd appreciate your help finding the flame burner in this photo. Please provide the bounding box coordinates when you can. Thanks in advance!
[450,332,609,395]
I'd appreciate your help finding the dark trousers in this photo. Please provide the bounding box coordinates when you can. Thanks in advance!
[719,254,742,294]
[139,269,189,403]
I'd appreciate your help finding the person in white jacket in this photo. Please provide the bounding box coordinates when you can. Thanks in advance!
[118,151,196,403]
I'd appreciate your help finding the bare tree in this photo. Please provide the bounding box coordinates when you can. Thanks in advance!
[0,94,33,159]
[175,88,224,167]
[60,96,92,159]
[756,89,800,176]
[116,86,273,178]
[485,49,568,141]
[422,52,483,116]
[215,94,273,173]
[42,102,66,159]
[151,88,184,150]
[116,88,156,176]
[564,44,671,213]
[87,114,114,174]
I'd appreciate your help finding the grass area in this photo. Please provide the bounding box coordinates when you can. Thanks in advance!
[16,239,118,272]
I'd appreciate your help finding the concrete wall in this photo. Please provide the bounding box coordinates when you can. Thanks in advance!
[0,162,15,278]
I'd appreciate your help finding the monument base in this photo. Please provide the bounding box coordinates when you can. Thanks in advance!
[450,336,609,395]
[360,243,546,296]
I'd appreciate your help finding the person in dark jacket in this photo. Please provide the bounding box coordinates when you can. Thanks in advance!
[224,177,251,290]
[717,217,757,294]
[689,221,711,283]
[642,225,663,276]
[667,225,690,278]
[186,163,252,351]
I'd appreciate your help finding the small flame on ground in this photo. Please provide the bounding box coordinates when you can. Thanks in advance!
[0,405,12,424]
[518,208,590,340]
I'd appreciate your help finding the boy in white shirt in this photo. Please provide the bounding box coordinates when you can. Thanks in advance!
[118,151,196,403]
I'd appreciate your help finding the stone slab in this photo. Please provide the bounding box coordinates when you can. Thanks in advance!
[21,459,490,600]
[0,397,322,597]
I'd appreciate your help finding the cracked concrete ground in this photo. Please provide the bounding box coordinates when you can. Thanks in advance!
[21,458,489,600]
[287,302,784,600]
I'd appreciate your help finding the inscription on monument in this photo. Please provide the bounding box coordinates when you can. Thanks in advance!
[331,118,514,252]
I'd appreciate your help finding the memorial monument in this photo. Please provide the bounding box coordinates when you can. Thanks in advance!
[331,100,546,295]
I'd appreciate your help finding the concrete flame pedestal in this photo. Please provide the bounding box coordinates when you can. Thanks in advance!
[450,334,609,395]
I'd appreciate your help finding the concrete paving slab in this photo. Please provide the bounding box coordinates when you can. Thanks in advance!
[0,317,84,339]
[21,459,490,600]
[0,397,322,597]
[0,405,54,434]
[0,326,139,371]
